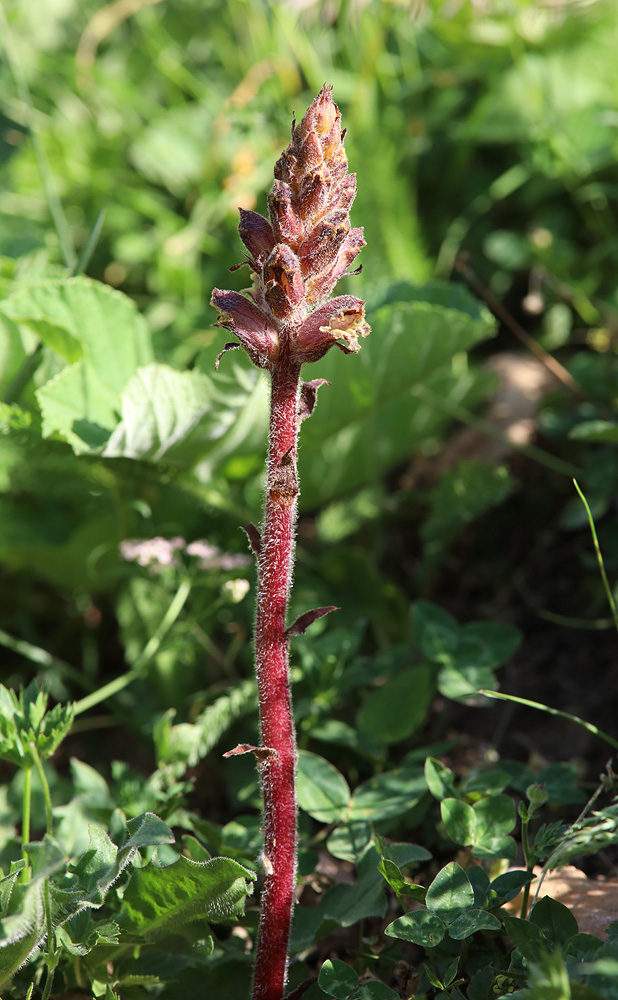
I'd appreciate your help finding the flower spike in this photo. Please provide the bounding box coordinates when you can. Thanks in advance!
[211,84,369,366]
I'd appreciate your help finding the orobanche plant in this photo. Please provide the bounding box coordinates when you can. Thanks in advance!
[211,85,369,1000]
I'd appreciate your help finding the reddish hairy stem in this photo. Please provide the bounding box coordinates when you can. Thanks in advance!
[252,344,302,1000]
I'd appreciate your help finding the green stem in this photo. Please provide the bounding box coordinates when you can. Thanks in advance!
[73,577,192,716]
[573,479,618,636]
[21,765,32,881]
[41,881,56,1000]
[519,815,532,919]
[30,742,53,836]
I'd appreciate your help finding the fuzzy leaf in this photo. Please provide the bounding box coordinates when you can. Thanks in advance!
[118,856,255,939]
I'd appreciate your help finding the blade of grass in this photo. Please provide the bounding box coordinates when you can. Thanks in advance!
[73,576,192,716]
[478,689,618,752]
[573,478,618,636]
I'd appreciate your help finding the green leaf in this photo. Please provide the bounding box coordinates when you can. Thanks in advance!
[425,863,474,923]
[386,843,432,868]
[411,601,459,662]
[299,290,496,509]
[357,665,434,744]
[0,682,74,766]
[327,821,372,862]
[473,795,516,841]
[424,757,458,801]
[101,363,252,466]
[377,858,426,904]
[529,895,579,946]
[119,855,255,938]
[354,984,400,1000]
[29,278,153,453]
[0,879,46,987]
[296,751,351,824]
[489,870,536,906]
[322,850,388,927]
[448,907,501,940]
[569,420,618,443]
[441,799,476,846]
[502,914,550,963]
[318,958,359,998]
[349,767,427,822]
[385,910,445,947]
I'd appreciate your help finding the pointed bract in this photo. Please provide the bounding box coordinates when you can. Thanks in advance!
[210,289,279,369]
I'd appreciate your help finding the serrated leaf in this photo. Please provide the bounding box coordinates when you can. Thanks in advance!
[0,880,46,987]
[119,855,255,938]
[102,364,238,464]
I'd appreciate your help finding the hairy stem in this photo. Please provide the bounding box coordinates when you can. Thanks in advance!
[252,346,302,1000]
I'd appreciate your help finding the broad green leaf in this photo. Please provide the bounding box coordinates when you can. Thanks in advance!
[472,835,517,861]
[322,865,387,927]
[29,278,153,452]
[6,277,152,376]
[502,914,550,963]
[467,865,490,908]
[318,958,358,998]
[297,751,351,824]
[448,908,501,940]
[357,665,434,744]
[102,363,244,465]
[385,910,445,947]
[299,290,496,509]
[424,757,458,801]
[327,821,372,862]
[489,870,535,907]
[441,798,476,846]
[119,856,255,938]
[473,795,516,840]
[411,601,459,663]
[349,768,427,822]
[386,843,432,868]
[529,896,578,947]
[426,863,474,923]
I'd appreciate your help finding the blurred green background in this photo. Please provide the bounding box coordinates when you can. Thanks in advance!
[1,0,618,751]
